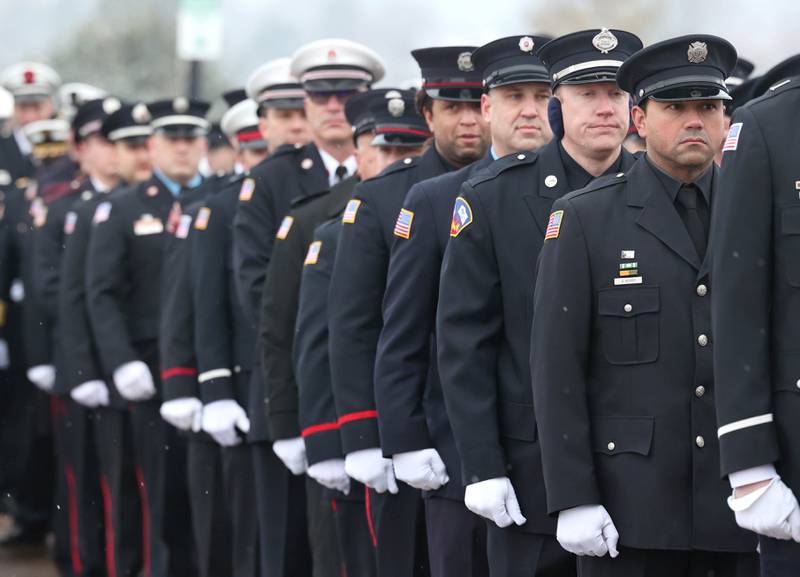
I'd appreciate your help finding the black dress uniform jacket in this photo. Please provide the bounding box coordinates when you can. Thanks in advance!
[374,153,493,501]
[86,174,208,389]
[329,146,454,455]
[0,132,35,187]
[233,142,327,320]
[260,176,358,440]
[436,141,635,535]
[531,158,755,552]
[712,78,800,492]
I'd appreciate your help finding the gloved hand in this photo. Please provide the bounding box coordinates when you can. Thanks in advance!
[70,380,110,408]
[272,437,308,475]
[27,364,56,392]
[159,397,203,432]
[0,338,9,370]
[392,448,449,491]
[113,361,156,401]
[201,399,251,447]
[308,458,351,494]
[344,448,398,494]
[557,504,620,557]
[729,477,800,541]
[464,477,526,528]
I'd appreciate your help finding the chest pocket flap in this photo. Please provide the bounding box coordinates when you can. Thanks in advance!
[597,286,660,365]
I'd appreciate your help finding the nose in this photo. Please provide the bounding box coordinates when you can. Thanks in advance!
[595,93,615,117]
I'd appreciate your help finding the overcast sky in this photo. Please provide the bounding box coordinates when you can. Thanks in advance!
[3,0,800,88]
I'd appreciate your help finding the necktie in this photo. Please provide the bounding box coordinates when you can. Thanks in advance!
[335,165,348,183]
[676,184,708,260]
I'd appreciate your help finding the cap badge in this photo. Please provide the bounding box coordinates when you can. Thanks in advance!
[687,42,708,64]
[103,97,121,115]
[132,103,151,124]
[690,89,702,98]
[301,158,314,170]
[173,97,189,113]
[457,52,474,72]
[592,28,618,54]
[327,49,337,61]
[519,36,535,53]
[387,98,405,118]
[23,70,35,84]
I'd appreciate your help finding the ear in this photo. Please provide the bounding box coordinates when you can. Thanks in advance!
[631,105,647,139]
[547,96,564,140]
[423,104,435,133]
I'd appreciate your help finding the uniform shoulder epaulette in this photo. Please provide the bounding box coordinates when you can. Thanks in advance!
[467,150,539,188]
[565,171,627,202]
[271,142,303,157]
[749,76,800,109]
[377,156,419,179]
[291,188,330,209]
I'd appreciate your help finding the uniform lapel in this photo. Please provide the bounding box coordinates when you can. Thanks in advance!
[523,141,571,236]
[296,143,329,200]
[628,160,701,270]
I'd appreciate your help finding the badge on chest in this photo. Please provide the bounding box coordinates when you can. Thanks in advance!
[133,214,164,236]
[614,249,642,285]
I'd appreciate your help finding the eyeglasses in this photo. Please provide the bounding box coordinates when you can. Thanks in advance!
[306,90,359,105]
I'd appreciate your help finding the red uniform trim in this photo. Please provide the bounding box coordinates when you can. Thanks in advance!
[65,465,84,576]
[236,130,264,142]
[301,421,339,437]
[160,366,197,380]
[375,127,432,137]
[337,410,378,426]
[422,81,483,88]
[365,486,377,548]
[99,474,118,577]
[135,466,152,577]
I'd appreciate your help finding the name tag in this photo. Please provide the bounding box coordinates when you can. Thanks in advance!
[134,215,164,236]
[614,276,642,286]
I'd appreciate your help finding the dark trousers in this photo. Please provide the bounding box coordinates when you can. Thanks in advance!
[52,397,106,577]
[129,400,195,577]
[251,441,312,577]
[486,525,576,577]
[306,477,342,577]
[221,443,260,577]
[759,536,800,577]
[187,437,231,577]
[93,406,143,577]
[331,491,376,577]
[367,483,430,577]
[425,496,489,577]
[576,547,759,577]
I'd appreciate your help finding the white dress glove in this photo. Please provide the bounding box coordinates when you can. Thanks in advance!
[0,339,9,370]
[392,448,449,491]
[557,504,620,557]
[272,437,308,475]
[113,360,156,401]
[159,397,203,432]
[70,380,110,408]
[308,458,351,495]
[345,448,398,494]
[201,399,251,446]
[27,364,56,392]
[464,476,526,528]
[729,477,800,541]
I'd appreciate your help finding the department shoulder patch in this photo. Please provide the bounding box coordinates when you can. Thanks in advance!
[393,208,414,239]
[93,201,111,225]
[342,199,361,224]
[722,122,743,152]
[276,215,294,240]
[64,211,77,235]
[304,240,322,265]
[239,178,255,202]
[544,210,564,240]
[450,196,473,237]
[176,214,193,238]
[194,207,211,231]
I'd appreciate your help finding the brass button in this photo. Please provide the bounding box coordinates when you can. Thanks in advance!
[697,334,709,347]
[623,303,633,313]
[696,284,708,297]
[695,386,706,398]
[607,442,616,451]
[695,436,705,448]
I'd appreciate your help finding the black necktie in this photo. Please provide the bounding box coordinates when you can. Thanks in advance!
[335,165,348,182]
[676,184,708,260]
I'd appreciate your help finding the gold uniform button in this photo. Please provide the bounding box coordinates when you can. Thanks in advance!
[623,303,633,313]
[695,386,706,398]
[607,442,616,451]
[695,436,705,448]
[697,334,709,347]
[696,284,708,297]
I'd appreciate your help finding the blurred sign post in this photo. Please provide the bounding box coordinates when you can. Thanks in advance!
[176,0,223,98]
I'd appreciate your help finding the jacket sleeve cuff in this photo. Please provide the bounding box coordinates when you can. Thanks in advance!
[460,446,509,486]
[728,464,779,489]
[378,416,433,458]
[198,369,236,403]
[339,414,381,454]
[719,420,780,477]
[160,369,198,401]
[303,427,343,466]
[268,410,300,440]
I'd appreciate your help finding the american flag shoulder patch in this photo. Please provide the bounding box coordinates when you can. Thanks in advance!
[64,211,78,235]
[239,178,255,201]
[393,208,414,239]
[544,210,564,240]
[450,196,473,237]
[276,216,294,239]
[304,240,322,265]
[93,201,111,225]
[194,207,211,231]
[176,214,193,238]
[722,122,742,152]
[342,199,361,224]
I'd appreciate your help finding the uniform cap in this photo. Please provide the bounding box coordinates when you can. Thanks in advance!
[411,46,482,101]
[101,102,153,142]
[72,97,122,142]
[58,82,107,121]
[0,87,12,120]
[471,35,553,89]
[148,97,210,137]
[752,53,800,98]
[725,57,755,89]
[245,57,306,109]
[290,38,385,91]
[220,98,266,149]
[0,62,61,100]
[369,89,431,147]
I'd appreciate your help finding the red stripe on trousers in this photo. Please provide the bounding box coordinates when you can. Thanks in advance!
[135,466,152,577]
[64,465,84,576]
[99,474,118,577]
[365,485,377,548]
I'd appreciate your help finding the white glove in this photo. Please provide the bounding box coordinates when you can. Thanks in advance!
[70,380,110,408]
[27,365,56,392]
[113,360,156,401]
[557,504,620,557]
[201,399,251,446]
[728,477,800,541]
[159,397,203,432]
[464,477,527,528]
[0,339,9,370]
[392,448,449,491]
[345,448,399,494]
[308,458,351,494]
[273,437,308,475]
